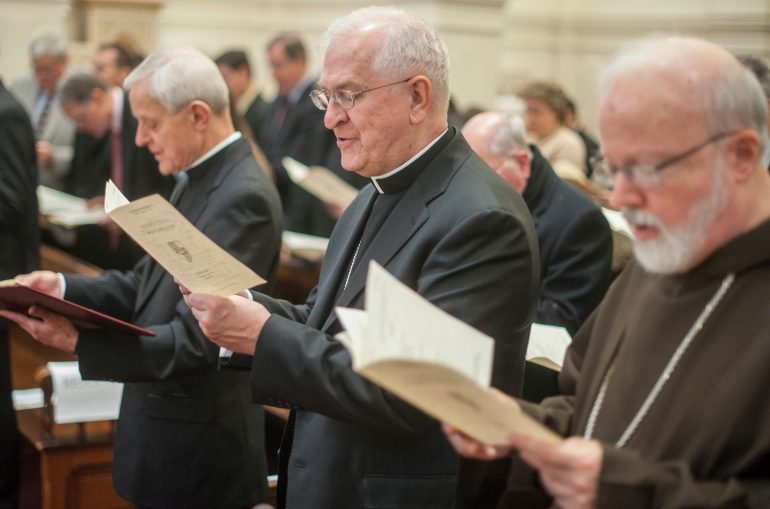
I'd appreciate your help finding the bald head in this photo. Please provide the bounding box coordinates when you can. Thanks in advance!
[601,37,770,274]
[463,112,531,193]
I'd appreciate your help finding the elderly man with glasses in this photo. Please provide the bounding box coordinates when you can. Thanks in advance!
[183,6,539,508]
[444,37,770,509]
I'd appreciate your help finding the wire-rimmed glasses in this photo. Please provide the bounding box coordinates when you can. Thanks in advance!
[310,78,414,111]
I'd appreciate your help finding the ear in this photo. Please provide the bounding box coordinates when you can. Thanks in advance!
[514,149,532,180]
[90,87,105,104]
[408,76,432,126]
[189,100,212,132]
[726,129,760,183]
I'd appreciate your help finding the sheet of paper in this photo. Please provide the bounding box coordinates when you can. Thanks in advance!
[283,231,329,262]
[363,261,494,388]
[602,207,633,237]
[48,361,123,423]
[104,181,265,296]
[11,388,44,411]
[37,185,106,227]
[282,157,360,206]
[335,308,368,366]
[527,323,572,371]
[361,360,562,445]
[104,179,130,213]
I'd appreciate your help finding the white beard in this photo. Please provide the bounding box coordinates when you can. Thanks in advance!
[622,160,730,274]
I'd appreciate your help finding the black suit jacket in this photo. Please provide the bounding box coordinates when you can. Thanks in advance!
[261,80,341,235]
[66,94,174,201]
[523,147,613,337]
[0,79,39,281]
[244,93,271,150]
[248,128,539,508]
[63,138,283,509]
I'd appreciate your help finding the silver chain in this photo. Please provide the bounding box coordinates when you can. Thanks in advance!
[584,272,735,447]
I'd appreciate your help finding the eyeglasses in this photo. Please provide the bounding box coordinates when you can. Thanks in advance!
[592,131,736,189]
[310,78,413,111]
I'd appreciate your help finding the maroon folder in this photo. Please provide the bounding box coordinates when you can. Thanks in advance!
[0,283,155,336]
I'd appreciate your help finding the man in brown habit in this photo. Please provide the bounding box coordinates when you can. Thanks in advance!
[444,37,770,508]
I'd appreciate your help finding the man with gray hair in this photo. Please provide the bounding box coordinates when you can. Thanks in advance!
[11,32,76,191]
[463,112,612,338]
[1,47,282,509]
[183,6,539,508]
[445,37,770,509]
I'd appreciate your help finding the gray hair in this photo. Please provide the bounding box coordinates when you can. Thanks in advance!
[123,47,229,115]
[487,113,531,158]
[318,6,450,111]
[602,37,769,157]
[58,72,107,105]
[30,32,68,62]
[736,54,770,99]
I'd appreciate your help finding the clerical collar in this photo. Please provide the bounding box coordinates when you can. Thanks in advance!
[186,131,242,171]
[370,128,451,194]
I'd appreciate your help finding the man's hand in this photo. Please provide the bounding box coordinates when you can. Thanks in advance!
[442,388,519,460]
[509,435,603,509]
[36,141,54,167]
[184,293,270,355]
[15,271,63,298]
[0,306,78,353]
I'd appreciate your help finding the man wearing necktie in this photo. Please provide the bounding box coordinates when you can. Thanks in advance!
[56,71,174,269]
[1,48,283,509]
[10,32,76,191]
[184,7,540,508]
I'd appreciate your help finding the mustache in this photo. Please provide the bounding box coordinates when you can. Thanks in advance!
[621,207,665,229]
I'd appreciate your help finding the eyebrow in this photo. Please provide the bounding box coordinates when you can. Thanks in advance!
[317,79,364,91]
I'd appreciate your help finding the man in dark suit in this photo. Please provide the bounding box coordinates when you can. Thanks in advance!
[215,50,271,147]
[0,77,39,509]
[185,8,539,508]
[0,48,283,509]
[262,34,346,236]
[464,112,613,338]
[57,71,174,270]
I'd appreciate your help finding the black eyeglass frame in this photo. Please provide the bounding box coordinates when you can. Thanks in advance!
[310,78,414,111]
[593,131,737,189]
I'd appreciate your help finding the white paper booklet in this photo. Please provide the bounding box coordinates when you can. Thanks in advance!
[527,323,572,371]
[282,157,360,206]
[37,186,106,227]
[334,261,561,445]
[47,361,123,423]
[104,180,265,297]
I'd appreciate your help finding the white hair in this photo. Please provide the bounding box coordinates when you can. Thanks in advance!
[123,47,229,115]
[30,32,68,61]
[489,114,531,158]
[602,36,769,156]
[318,6,450,111]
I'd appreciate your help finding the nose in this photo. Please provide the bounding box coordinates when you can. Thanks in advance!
[608,170,644,210]
[324,97,348,130]
[135,124,150,148]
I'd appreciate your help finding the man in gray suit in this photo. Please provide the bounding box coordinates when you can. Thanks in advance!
[11,32,76,191]
[185,7,539,508]
[1,48,282,509]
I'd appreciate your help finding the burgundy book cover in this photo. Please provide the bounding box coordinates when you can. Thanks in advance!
[0,283,155,336]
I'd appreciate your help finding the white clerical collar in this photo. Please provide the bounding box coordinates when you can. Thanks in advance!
[186,131,242,170]
[111,87,124,134]
[370,128,448,194]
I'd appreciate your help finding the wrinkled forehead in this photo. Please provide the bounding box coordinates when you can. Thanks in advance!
[320,28,386,89]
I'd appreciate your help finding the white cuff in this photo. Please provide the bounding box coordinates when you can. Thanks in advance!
[58,273,66,299]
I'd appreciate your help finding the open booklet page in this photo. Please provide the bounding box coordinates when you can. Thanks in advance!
[335,261,561,445]
[283,157,360,206]
[104,180,265,296]
[527,323,572,372]
[37,186,106,227]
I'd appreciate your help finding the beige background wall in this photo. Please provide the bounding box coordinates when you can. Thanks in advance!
[1,0,768,135]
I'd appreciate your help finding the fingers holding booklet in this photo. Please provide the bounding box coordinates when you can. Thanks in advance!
[335,261,562,449]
